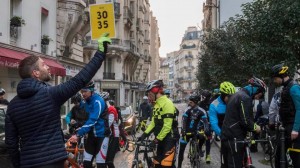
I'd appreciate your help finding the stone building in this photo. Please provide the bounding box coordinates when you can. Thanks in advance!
[83,0,160,110]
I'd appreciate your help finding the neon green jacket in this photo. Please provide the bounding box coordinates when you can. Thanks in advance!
[144,95,176,141]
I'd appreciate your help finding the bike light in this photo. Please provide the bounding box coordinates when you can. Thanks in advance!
[128,117,133,123]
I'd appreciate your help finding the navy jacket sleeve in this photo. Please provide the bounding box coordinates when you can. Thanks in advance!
[49,51,105,106]
[4,114,20,168]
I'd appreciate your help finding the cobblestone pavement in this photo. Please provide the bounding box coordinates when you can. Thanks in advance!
[114,103,271,168]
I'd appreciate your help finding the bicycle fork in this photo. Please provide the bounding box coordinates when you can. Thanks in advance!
[245,145,253,167]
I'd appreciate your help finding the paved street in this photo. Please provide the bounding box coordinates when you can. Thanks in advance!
[114,103,272,168]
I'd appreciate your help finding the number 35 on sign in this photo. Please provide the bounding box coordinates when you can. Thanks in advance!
[90,3,116,39]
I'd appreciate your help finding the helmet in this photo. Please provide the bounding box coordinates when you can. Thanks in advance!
[0,88,5,96]
[100,91,110,100]
[164,90,171,95]
[271,64,289,78]
[248,77,267,93]
[108,100,115,106]
[189,95,200,104]
[82,81,95,91]
[220,82,236,95]
[143,96,148,100]
[146,80,164,92]
[200,89,211,98]
[71,93,82,104]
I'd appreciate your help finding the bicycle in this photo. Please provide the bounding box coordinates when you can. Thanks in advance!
[234,136,274,168]
[257,115,277,168]
[119,127,136,152]
[64,136,85,168]
[186,131,206,168]
[128,139,155,168]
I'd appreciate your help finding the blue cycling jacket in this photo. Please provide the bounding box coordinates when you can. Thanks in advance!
[77,93,106,137]
[209,96,226,136]
[290,85,300,132]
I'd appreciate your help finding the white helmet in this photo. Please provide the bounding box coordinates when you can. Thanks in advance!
[100,91,110,100]
[143,96,148,100]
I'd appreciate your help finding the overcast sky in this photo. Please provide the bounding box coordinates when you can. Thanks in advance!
[150,0,204,57]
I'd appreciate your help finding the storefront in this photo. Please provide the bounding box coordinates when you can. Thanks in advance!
[0,46,66,101]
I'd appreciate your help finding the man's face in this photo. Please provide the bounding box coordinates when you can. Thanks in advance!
[147,91,156,104]
[224,96,229,104]
[0,95,4,100]
[273,77,282,86]
[81,90,92,100]
[188,100,196,107]
[33,58,51,81]
[254,92,263,100]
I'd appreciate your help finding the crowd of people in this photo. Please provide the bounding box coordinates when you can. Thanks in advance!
[2,31,300,168]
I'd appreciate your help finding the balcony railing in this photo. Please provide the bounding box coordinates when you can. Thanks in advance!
[124,40,136,53]
[103,72,115,80]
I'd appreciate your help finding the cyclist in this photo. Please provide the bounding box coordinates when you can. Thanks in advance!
[271,64,300,167]
[106,99,120,168]
[69,81,108,168]
[138,79,179,168]
[0,88,9,105]
[138,96,152,131]
[268,91,281,127]
[65,93,88,134]
[209,82,236,159]
[177,94,209,168]
[221,77,265,168]
[198,89,213,164]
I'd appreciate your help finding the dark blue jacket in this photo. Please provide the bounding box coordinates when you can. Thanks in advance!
[5,51,105,168]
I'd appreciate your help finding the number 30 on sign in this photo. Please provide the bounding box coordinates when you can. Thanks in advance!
[90,3,115,39]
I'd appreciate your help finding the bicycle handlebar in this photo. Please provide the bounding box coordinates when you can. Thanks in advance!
[234,136,274,152]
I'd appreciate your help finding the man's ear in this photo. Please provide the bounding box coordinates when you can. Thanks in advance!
[32,69,40,78]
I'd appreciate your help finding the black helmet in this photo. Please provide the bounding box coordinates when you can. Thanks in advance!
[108,100,115,106]
[0,88,5,96]
[82,81,95,91]
[200,89,211,98]
[146,80,164,92]
[71,93,82,104]
[189,95,200,104]
[248,77,267,93]
[271,64,289,78]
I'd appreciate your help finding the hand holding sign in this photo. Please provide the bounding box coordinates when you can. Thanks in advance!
[98,33,112,53]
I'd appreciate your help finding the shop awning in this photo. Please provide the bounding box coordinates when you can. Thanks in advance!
[0,47,66,76]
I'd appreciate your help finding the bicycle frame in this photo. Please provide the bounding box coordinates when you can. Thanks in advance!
[129,139,154,168]
[65,137,85,168]
[234,136,273,168]
[186,132,202,168]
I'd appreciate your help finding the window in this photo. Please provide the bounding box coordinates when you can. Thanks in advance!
[104,58,113,72]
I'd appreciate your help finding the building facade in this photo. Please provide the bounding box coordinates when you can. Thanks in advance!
[159,27,201,101]
[83,0,160,111]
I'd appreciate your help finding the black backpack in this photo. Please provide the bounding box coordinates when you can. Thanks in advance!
[99,103,111,136]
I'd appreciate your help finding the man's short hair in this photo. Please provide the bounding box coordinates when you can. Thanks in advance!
[18,55,40,79]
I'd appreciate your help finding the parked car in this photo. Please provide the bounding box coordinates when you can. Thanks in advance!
[120,106,137,134]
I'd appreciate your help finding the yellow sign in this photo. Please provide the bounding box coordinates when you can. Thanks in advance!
[90,3,115,39]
